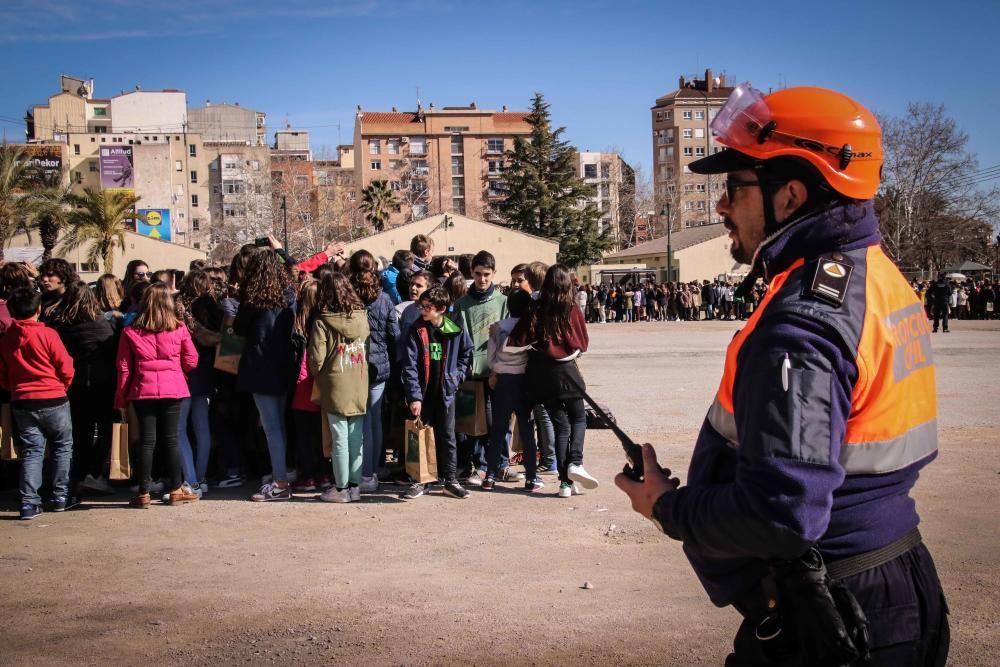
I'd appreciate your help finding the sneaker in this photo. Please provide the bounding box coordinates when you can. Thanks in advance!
[539,464,559,476]
[250,482,292,502]
[481,476,496,491]
[198,481,209,496]
[130,493,151,509]
[464,470,485,487]
[316,475,333,490]
[217,473,246,489]
[524,479,545,493]
[80,474,113,495]
[359,475,378,493]
[499,468,526,483]
[51,495,81,512]
[319,487,351,503]
[400,483,425,500]
[349,486,361,502]
[567,464,599,490]
[20,502,42,520]
[130,479,165,494]
[292,478,317,493]
[443,481,470,499]
[168,484,200,505]
[558,482,573,498]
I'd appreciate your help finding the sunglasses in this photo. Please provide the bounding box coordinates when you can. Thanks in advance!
[725,177,761,201]
[134,272,150,278]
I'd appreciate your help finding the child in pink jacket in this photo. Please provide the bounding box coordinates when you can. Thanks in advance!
[114,283,199,508]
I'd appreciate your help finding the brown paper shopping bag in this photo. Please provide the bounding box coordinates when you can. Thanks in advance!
[454,381,487,436]
[109,416,132,480]
[509,414,523,454]
[0,404,16,461]
[404,418,438,484]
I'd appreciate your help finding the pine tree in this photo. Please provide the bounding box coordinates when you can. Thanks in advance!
[491,93,609,267]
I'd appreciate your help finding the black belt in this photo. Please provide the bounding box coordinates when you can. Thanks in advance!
[826,528,922,581]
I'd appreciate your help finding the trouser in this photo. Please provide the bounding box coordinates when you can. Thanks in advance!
[68,385,114,485]
[533,403,556,468]
[132,398,183,493]
[14,401,74,505]
[328,413,363,490]
[597,304,606,323]
[543,397,586,484]
[706,304,715,319]
[253,393,288,482]
[932,306,949,332]
[487,374,538,480]
[458,380,492,474]
[420,394,457,483]
[292,409,322,481]
[178,395,211,486]
[726,543,949,667]
[362,382,385,478]
[213,374,257,476]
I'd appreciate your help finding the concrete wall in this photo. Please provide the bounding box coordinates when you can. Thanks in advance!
[189,104,263,144]
[674,233,741,282]
[340,213,558,283]
[111,91,186,133]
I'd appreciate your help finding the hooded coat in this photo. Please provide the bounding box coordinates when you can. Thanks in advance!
[307,309,370,417]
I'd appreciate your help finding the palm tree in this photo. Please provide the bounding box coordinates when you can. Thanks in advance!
[33,171,75,262]
[0,144,44,261]
[58,188,142,274]
[359,180,399,232]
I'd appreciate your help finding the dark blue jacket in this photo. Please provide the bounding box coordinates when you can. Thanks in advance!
[653,202,934,607]
[366,292,400,386]
[402,315,472,404]
[233,292,297,395]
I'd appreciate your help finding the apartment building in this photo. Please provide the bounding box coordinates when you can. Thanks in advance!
[188,102,267,145]
[570,151,636,251]
[651,69,734,228]
[353,103,531,227]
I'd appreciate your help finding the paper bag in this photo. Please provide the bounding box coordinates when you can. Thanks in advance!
[214,314,245,375]
[321,412,332,458]
[109,418,132,480]
[0,404,16,460]
[509,414,523,454]
[455,381,487,436]
[405,418,438,484]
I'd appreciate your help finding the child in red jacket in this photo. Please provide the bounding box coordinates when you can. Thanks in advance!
[0,289,75,520]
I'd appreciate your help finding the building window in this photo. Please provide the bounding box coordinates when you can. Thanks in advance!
[682,128,693,138]
[172,160,181,172]
[695,147,706,156]
[488,180,503,196]
[487,138,504,154]
[696,183,706,192]
[189,144,197,157]
[600,183,610,197]
[190,170,198,183]
[451,156,463,176]
[370,160,381,170]
[193,242,200,249]
[695,128,705,138]
[655,111,663,121]
[412,159,429,175]
[295,175,308,186]
[584,164,598,179]
[93,107,107,116]
[411,180,428,194]
[601,163,610,179]
[369,139,380,155]
[408,136,427,155]
[682,111,692,120]
[451,135,464,156]
[387,140,400,155]
[697,201,705,210]
[667,147,675,159]
[684,184,694,193]
[73,144,80,155]
[224,204,246,217]
[488,160,503,175]
[683,147,693,156]
[191,194,199,207]
[89,161,98,173]
[695,110,705,120]
[192,219,200,231]
[390,181,401,191]
[224,159,239,170]
[223,180,246,194]
[412,204,427,219]
[389,159,403,170]
[74,171,82,183]
[452,198,466,215]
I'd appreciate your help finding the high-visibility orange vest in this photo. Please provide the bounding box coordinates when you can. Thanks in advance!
[707,245,937,475]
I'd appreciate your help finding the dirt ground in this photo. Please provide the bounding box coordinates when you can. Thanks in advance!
[2,320,998,666]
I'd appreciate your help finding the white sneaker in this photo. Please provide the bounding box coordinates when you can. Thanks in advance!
[349,486,361,502]
[359,475,378,493]
[558,482,573,498]
[198,481,208,496]
[319,487,351,503]
[567,464,599,490]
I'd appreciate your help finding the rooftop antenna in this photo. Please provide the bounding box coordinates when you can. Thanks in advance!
[416,85,421,109]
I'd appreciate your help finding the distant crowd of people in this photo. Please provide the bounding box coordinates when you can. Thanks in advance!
[573,280,768,323]
[913,276,998,332]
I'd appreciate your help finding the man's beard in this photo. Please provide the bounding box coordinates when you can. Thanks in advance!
[724,218,754,265]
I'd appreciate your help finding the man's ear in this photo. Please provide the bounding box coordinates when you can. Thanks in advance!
[774,179,810,222]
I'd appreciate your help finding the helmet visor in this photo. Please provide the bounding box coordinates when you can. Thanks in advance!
[710,83,775,149]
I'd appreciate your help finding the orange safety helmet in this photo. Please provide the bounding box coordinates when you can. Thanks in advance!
[690,84,883,200]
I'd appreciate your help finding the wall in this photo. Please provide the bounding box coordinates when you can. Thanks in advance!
[674,233,740,282]
[110,91,186,133]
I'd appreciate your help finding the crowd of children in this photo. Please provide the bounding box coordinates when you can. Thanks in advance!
[0,234,599,518]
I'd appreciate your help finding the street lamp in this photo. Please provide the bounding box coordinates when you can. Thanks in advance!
[281,195,288,249]
[661,204,673,283]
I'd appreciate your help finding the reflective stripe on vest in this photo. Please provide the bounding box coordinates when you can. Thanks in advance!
[706,246,938,474]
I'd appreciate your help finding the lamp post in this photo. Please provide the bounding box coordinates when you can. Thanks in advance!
[281,195,288,249]
[661,204,673,282]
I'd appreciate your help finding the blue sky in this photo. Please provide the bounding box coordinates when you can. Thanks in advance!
[1,0,998,188]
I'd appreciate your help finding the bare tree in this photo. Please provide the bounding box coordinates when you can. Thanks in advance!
[209,154,274,263]
[878,102,998,274]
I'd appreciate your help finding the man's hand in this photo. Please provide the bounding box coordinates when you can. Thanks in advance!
[614,444,680,523]
[409,401,422,418]
[267,234,282,250]
[325,240,346,258]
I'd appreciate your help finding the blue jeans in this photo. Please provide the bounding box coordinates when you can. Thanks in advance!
[488,374,538,480]
[13,401,74,505]
[253,393,288,482]
[362,382,384,478]
[533,403,556,468]
[178,396,211,486]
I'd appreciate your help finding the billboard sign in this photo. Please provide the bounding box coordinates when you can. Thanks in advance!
[99,146,134,189]
[137,208,171,241]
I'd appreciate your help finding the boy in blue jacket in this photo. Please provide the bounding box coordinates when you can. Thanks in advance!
[400,287,473,500]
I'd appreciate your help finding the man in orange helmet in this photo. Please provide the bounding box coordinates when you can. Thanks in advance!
[617,84,948,666]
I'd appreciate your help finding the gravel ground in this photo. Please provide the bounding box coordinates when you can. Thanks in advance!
[1,319,998,666]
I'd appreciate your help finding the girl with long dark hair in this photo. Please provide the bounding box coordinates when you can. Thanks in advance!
[506,264,595,498]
